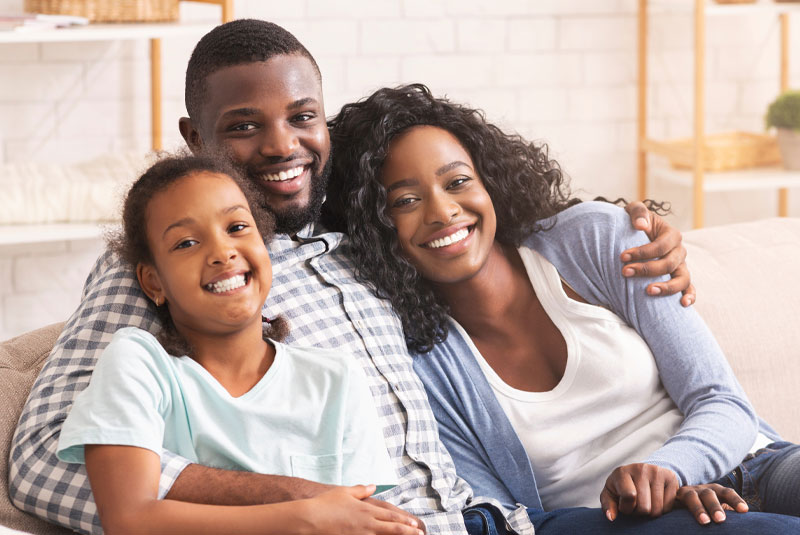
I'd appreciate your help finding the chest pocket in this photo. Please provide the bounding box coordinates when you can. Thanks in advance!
[290,453,343,485]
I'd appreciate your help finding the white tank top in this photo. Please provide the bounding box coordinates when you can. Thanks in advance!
[462,247,770,510]
[464,247,685,510]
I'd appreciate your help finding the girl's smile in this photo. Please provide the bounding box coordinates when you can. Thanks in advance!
[137,171,272,341]
[380,125,497,285]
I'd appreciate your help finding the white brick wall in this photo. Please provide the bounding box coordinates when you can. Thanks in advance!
[1,0,799,338]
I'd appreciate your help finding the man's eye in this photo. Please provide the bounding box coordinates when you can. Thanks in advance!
[231,123,257,131]
[174,239,197,250]
[293,112,315,123]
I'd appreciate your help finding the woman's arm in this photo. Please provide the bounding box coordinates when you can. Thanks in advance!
[85,445,423,535]
[530,202,758,486]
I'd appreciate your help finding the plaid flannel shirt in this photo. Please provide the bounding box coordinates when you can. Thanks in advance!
[9,226,482,534]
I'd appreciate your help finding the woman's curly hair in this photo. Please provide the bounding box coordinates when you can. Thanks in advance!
[323,83,580,353]
[108,152,288,356]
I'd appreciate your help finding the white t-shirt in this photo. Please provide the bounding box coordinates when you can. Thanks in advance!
[58,327,398,488]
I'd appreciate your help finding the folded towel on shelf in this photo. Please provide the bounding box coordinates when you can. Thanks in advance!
[0,152,155,225]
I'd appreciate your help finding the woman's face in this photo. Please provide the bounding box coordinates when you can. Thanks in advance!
[380,125,497,285]
[137,171,272,339]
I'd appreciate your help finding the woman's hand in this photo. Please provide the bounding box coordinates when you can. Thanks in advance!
[600,463,680,521]
[676,483,749,525]
[621,201,696,307]
[299,484,425,535]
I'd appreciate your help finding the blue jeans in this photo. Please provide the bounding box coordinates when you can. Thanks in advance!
[712,440,800,516]
[464,505,800,534]
[464,441,800,534]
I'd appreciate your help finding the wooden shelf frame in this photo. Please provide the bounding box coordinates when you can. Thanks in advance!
[637,0,797,228]
[0,0,232,245]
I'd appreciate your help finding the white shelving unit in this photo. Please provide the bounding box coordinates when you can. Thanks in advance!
[638,0,800,228]
[0,0,231,246]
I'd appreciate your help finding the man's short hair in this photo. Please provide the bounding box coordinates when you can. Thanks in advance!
[185,19,321,125]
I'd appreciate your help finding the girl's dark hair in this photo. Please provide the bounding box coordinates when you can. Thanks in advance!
[323,83,580,353]
[109,153,288,356]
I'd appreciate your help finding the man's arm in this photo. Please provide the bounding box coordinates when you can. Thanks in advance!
[167,465,331,504]
[621,201,695,307]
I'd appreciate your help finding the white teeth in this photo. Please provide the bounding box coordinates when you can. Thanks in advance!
[424,228,469,249]
[264,166,304,182]
[206,274,246,293]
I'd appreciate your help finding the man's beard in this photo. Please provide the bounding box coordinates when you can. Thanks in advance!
[243,154,332,235]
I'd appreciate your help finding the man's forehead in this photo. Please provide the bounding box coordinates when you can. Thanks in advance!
[199,56,322,123]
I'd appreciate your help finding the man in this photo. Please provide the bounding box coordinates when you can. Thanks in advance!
[10,19,696,535]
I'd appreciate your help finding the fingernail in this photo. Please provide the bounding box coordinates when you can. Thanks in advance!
[699,513,710,524]
[714,511,726,522]
[636,217,648,228]
[606,510,614,522]
[649,286,662,295]
[621,253,632,262]
[623,268,634,277]
[409,519,418,527]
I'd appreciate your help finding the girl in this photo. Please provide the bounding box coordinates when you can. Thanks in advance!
[56,154,419,535]
[323,84,800,534]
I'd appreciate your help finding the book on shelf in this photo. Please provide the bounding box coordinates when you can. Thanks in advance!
[0,13,88,32]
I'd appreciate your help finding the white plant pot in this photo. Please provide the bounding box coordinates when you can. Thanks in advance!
[776,128,800,170]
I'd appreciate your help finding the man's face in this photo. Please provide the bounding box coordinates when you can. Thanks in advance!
[180,54,331,234]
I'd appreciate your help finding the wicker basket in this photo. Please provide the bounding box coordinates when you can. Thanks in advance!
[643,132,782,172]
[24,0,179,22]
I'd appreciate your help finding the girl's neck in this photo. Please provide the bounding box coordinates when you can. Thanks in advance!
[431,241,532,338]
[178,318,274,397]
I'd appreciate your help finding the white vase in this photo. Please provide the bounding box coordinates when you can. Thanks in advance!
[777,128,800,170]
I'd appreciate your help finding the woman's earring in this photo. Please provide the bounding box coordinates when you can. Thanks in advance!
[154,296,161,307]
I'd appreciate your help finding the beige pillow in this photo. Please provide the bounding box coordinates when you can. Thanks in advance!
[1,323,72,534]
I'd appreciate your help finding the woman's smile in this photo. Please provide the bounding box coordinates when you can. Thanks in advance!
[380,125,497,285]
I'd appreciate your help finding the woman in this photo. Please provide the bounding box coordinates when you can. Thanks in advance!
[323,84,800,534]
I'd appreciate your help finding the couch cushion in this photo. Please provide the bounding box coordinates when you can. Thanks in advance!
[686,217,800,443]
[1,323,72,534]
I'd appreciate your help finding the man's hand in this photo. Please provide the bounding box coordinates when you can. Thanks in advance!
[299,485,425,535]
[676,483,748,525]
[600,463,680,521]
[621,201,696,307]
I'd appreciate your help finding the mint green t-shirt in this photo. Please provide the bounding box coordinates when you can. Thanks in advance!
[57,327,398,487]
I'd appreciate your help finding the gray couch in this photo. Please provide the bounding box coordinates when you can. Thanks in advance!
[2,217,800,533]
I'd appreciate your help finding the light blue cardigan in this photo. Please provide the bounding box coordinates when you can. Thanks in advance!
[413,201,780,513]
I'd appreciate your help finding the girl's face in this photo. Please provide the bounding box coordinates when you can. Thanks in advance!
[380,125,497,285]
[137,171,272,338]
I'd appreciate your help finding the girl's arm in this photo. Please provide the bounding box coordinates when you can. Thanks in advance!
[86,445,423,535]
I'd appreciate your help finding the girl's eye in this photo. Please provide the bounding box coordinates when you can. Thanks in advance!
[174,239,197,250]
[229,223,248,233]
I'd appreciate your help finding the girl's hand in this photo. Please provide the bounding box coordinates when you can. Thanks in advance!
[300,484,425,535]
[600,463,680,521]
[676,483,749,525]
[621,201,696,307]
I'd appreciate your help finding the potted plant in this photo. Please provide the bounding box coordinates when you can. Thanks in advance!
[766,90,800,170]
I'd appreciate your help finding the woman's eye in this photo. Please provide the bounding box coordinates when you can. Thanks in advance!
[392,197,417,208]
[229,223,248,233]
[174,239,197,250]
[447,176,471,189]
